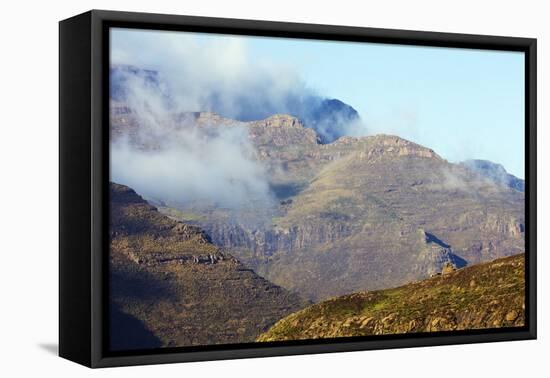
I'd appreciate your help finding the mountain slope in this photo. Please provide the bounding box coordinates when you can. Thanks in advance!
[110,108,525,302]
[180,125,524,301]
[258,254,525,342]
[109,183,308,350]
[248,135,524,300]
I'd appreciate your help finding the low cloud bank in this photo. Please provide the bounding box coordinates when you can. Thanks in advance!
[110,68,275,210]
[110,28,367,143]
[109,28,369,209]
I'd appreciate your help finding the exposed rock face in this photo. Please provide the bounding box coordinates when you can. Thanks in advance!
[109,183,308,350]
[205,221,353,259]
[248,114,321,147]
[415,229,464,276]
[354,135,441,160]
[111,107,525,302]
[258,254,525,341]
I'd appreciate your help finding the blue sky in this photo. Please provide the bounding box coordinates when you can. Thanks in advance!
[112,28,525,178]
[246,36,525,178]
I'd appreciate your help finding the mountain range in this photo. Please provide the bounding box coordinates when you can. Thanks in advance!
[111,104,525,302]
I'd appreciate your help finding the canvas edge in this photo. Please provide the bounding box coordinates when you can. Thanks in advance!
[57,9,537,368]
[59,10,93,367]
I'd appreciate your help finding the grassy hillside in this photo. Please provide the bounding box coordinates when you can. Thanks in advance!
[109,183,308,350]
[258,254,525,342]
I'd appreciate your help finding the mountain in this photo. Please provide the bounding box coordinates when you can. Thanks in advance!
[110,108,525,303]
[112,111,525,301]
[460,159,525,192]
[257,254,525,341]
[110,65,362,143]
[297,98,361,143]
[109,182,307,350]
[237,133,524,301]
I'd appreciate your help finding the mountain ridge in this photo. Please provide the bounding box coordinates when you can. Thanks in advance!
[109,182,309,349]
[110,64,362,143]
[110,104,525,302]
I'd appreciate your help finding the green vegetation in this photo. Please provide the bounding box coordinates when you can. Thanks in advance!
[258,254,525,342]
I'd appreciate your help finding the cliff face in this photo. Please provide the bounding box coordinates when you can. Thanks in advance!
[111,107,525,302]
[109,183,308,350]
[258,254,525,342]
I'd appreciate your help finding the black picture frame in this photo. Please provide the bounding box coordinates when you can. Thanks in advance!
[59,9,537,368]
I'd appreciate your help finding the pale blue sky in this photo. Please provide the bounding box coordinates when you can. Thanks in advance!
[112,29,525,178]
[246,36,525,178]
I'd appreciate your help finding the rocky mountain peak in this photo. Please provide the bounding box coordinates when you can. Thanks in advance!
[248,114,320,147]
[359,134,441,160]
[251,114,305,129]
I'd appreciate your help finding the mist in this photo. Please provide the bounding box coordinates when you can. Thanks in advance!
[110,65,276,210]
[110,28,367,143]
[111,130,274,209]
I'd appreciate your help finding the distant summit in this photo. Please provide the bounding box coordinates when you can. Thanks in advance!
[109,65,365,144]
[300,98,361,143]
[460,159,524,192]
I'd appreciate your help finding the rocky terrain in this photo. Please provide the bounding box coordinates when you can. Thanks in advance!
[109,183,308,350]
[110,103,525,302]
[257,254,525,342]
